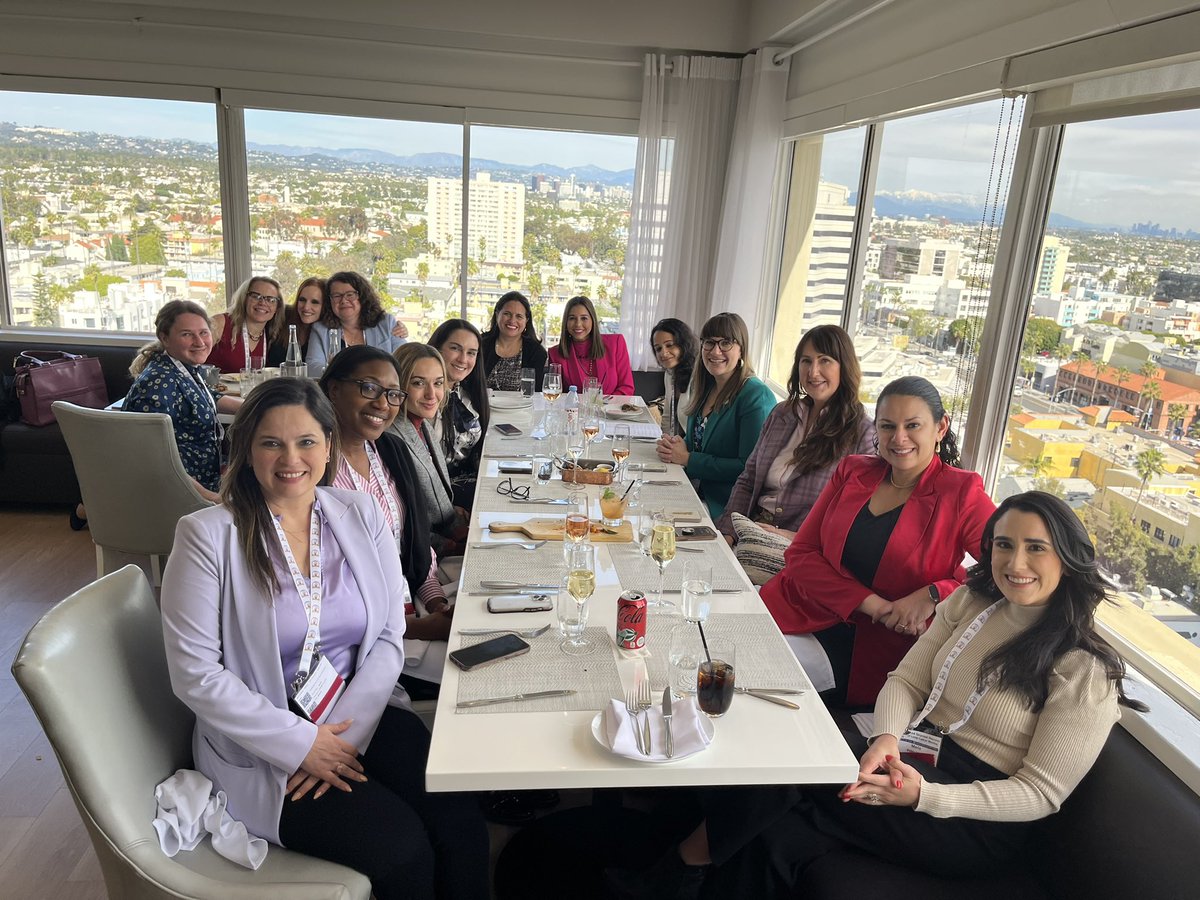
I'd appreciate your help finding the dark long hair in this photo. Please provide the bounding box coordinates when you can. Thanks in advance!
[876,375,961,467]
[787,325,866,475]
[221,379,339,594]
[965,491,1144,712]
[687,312,755,417]
[428,318,491,451]
[486,291,539,342]
[275,276,326,350]
[323,270,386,329]
[650,318,698,399]
[557,296,605,359]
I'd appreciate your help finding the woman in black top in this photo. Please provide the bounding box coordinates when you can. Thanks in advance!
[481,291,547,392]
[429,318,490,509]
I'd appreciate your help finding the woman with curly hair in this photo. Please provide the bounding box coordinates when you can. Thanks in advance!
[306,270,408,368]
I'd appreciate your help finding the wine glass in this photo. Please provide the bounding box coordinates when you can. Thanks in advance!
[543,365,563,405]
[565,422,586,500]
[649,511,677,610]
[581,406,601,455]
[564,495,590,547]
[559,542,596,656]
[611,424,631,483]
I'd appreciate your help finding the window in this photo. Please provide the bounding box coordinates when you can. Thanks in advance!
[465,126,636,341]
[766,127,867,386]
[999,108,1200,701]
[0,91,223,330]
[855,99,1018,443]
[243,109,463,337]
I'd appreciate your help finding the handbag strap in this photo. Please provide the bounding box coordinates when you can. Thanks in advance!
[16,350,82,369]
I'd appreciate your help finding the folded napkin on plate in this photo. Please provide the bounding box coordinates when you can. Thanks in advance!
[602,697,712,761]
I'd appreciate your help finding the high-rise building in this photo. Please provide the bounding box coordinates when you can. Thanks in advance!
[879,238,963,280]
[1035,235,1070,295]
[426,172,526,264]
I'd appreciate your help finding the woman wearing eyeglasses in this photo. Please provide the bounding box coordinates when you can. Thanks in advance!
[318,346,454,697]
[206,276,286,374]
[656,313,775,519]
[306,271,409,370]
[547,295,635,395]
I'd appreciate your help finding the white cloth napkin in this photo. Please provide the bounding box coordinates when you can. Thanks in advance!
[783,633,835,693]
[601,697,713,761]
[152,769,268,870]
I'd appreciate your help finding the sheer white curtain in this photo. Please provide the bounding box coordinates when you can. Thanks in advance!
[708,49,791,365]
[620,53,741,370]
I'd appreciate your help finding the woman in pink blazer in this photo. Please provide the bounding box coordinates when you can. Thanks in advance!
[547,295,635,395]
[160,378,486,899]
[760,376,996,706]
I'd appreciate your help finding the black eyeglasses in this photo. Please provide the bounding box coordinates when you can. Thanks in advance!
[701,338,737,353]
[339,379,408,407]
[496,478,531,500]
[247,291,280,305]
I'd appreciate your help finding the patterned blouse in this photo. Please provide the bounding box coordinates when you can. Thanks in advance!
[124,353,221,491]
[487,354,523,391]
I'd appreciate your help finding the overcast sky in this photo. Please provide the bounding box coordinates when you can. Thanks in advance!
[0,91,637,171]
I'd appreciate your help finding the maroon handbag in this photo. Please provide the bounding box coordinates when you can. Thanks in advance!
[13,350,108,426]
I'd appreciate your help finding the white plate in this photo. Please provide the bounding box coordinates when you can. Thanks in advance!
[589,711,713,764]
[604,404,644,420]
[219,373,241,384]
[491,392,534,410]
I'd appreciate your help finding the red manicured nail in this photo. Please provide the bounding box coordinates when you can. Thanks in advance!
[885,755,894,761]
[894,780,902,788]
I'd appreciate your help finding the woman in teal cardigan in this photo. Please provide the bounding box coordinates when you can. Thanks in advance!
[657,312,775,518]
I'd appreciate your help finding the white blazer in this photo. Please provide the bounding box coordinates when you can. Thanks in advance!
[160,487,408,845]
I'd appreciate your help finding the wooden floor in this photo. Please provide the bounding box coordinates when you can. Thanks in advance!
[0,506,108,899]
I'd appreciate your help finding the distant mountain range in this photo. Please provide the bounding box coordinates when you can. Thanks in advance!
[0,121,635,188]
[850,188,1112,231]
[245,143,635,186]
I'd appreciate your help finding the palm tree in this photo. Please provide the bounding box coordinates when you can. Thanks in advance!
[1023,453,1056,479]
[1132,447,1166,522]
[1070,350,1090,403]
[1088,361,1108,408]
[1113,367,1131,412]
[1140,379,1162,430]
[1168,402,1189,437]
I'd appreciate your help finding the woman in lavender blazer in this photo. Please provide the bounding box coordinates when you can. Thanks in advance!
[160,379,486,899]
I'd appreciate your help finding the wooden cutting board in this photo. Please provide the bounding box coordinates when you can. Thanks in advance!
[488,518,633,542]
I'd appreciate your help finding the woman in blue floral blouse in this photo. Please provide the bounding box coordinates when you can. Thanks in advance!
[125,300,243,501]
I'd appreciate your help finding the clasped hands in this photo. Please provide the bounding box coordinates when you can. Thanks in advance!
[859,588,935,636]
[656,434,689,466]
[287,718,368,802]
[839,734,922,808]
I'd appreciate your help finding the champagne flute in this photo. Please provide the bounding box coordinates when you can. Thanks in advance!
[565,422,586,500]
[543,365,563,404]
[560,543,596,655]
[649,512,677,610]
[581,406,601,455]
[611,424,631,483]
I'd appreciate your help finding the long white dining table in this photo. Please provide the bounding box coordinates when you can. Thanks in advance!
[424,393,858,792]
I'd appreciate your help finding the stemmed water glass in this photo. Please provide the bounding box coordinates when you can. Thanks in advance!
[648,510,677,610]
[611,424,631,483]
[565,421,586,500]
[581,405,601,458]
[559,542,596,656]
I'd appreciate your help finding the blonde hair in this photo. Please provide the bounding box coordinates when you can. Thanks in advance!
[393,343,449,414]
[129,300,211,376]
[228,276,285,343]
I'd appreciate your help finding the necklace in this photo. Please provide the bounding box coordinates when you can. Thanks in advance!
[246,326,265,342]
[889,468,922,490]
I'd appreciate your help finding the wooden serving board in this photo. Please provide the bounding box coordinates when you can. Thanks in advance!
[488,518,633,542]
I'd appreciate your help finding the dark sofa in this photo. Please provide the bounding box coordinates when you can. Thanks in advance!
[1,339,139,506]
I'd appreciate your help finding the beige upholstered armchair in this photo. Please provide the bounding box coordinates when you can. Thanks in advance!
[11,565,372,899]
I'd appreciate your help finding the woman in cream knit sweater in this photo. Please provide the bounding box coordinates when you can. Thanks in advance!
[608,490,1143,898]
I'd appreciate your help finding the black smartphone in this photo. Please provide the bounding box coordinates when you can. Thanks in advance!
[494,423,522,435]
[676,525,718,541]
[449,634,532,671]
[498,461,533,474]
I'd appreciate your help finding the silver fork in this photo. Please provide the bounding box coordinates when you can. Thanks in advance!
[637,680,653,755]
[624,689,645,755]
[469,541,547,551]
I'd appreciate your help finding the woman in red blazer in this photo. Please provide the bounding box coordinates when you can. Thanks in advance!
[547,295,635,395]
[760,376,995,707]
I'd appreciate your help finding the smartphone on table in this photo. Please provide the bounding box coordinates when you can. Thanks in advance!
[494,423,522,435]
[449,634,532,671]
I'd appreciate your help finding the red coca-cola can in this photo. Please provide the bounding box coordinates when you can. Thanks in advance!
[616,590,647,650]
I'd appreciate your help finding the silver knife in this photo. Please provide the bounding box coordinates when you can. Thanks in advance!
[510,498,570,505]
[662,686,674,759]
[736,689,800,710]
[479,581,560,592]
[457,689,575,708]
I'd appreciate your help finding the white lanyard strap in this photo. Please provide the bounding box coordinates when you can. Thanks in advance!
[908,600,1003,735]
[169,356,222,440]
[270,505,324,688]
[345,442,401,539]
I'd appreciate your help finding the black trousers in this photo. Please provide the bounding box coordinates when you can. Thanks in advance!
[701,728,1032,898]
[278,705,489,900]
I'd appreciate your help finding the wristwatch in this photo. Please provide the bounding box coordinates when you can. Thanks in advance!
[927,584,940,603]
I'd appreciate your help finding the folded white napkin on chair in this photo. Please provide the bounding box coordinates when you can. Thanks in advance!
[152,768,268,869]
[601,697,713,761]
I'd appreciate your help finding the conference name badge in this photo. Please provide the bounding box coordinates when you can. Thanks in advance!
[290,653,346,724]
[898,728,942,766]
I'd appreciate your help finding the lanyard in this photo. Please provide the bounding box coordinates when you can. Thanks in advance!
[344,441,402,540]
[270,505,324,690]
[908,600,1004,735]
